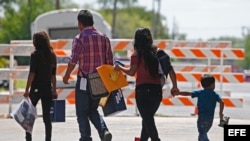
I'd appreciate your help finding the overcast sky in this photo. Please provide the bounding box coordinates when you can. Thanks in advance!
[73,0,250,40]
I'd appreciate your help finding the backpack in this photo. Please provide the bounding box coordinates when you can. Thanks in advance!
[156,49,173,79]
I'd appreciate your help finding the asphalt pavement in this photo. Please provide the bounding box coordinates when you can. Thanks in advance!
[1,115,250,141]
[1,102,250,141]
[1,82,250,141]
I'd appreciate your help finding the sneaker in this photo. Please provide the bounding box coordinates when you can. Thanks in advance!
[102,130,112,141]
[134,137,140,141]
[218,116,230,127]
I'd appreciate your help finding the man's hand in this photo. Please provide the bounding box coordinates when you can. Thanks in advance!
[63,74,70,84]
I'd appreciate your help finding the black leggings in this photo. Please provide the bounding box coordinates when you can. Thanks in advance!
[26,83,53,141]
[135,84,162,141]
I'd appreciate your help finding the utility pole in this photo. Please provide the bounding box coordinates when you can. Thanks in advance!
[242,26,250,37]
[56,0,60,9]
[151,0,155,37]
[152,0,161,38]
[28,0,32,38]
[111,0,118,38]
[172,17,179,40]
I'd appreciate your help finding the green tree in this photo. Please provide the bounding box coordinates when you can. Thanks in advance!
[0,0,78,65]
[0,0,54,43]
[209,36,245,49]
[243,34,250,69]
[0,0,16,11]
[0,0,78,43]
[0,57,8,68]
[97,0,138,38]
[99,7,169,39]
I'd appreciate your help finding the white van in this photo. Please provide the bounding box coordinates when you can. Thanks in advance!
[31,9,112,39]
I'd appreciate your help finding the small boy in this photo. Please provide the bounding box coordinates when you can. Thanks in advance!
[174,74,224,141]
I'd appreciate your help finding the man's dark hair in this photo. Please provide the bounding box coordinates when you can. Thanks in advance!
[77,10,94,26]
[200,74,215,88]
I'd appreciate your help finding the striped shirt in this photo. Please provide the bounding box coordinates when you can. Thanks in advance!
[69,26,113,77]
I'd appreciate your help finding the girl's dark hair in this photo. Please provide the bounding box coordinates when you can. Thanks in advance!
[200,74,215,88]
[134,27,158,78]
[33,30,56,67]
[77,10,94,26]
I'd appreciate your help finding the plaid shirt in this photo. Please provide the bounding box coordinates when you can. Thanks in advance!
[69,26,113,77]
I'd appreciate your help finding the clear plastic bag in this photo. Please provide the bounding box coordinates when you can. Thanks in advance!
[10,97,37,133]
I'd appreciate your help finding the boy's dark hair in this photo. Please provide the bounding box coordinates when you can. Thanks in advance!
[77,10,94,26]
[200,74,215,88]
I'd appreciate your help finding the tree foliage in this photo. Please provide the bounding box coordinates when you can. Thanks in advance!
[97,0,138,9]
[243,34,250,69]
[0,0,79,65]
[97,0,169,39]
[0,0,78,43]
[0,0,53,43]
[99,7,169,39]
[97,0,138,38]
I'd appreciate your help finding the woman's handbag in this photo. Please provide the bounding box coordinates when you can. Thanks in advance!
[97,65,128,93]
[87,72,109,99]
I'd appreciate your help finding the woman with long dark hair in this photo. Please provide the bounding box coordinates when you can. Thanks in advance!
[23,30,57,141]
[115,27,179,141]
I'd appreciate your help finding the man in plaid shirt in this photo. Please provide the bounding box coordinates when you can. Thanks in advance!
[63,10,113,141]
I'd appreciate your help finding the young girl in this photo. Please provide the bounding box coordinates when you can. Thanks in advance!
[23,30,57,141]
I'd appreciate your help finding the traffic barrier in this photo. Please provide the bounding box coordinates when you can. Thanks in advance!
[0,39,244,116]
[11,39,232,50]
[1,94,242,107]
[170,41,231,48]
[0,87,233,104]
[167,48,244,59]
[0,69,244,84]
[10,64,232,73]
[11,39,73,50]
[126,72,244,83]
[126,97,243,107]
[173,64,231,72]
[0,44,244,59]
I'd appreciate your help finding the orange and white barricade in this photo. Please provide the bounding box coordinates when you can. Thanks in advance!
[0,39,245,116]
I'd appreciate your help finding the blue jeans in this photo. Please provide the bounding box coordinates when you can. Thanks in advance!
[197,116,213,141]
[75,77,108,141]
[135,84,162,141]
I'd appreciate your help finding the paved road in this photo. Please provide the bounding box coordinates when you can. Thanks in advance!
[0,82,249,141]
[1,100,250,141]
[1,116,249,141]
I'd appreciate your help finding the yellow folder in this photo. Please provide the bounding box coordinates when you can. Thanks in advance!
[97,65,128,93]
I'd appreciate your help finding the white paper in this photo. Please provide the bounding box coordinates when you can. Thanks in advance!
[80,78,87,90]
[16,107,25,122]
